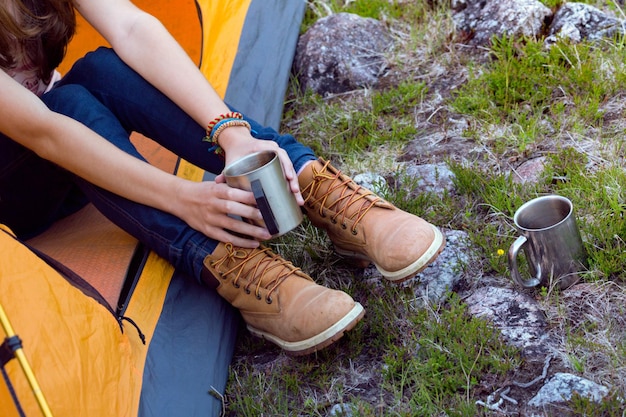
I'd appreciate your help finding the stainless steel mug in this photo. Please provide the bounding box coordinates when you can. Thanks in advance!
[223,151,303,238]
[508,195,587,289]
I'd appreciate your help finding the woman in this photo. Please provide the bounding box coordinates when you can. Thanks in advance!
[0,0,444,355]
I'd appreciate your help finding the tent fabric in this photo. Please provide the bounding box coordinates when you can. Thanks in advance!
[224,0,307,129]
[26,204,137,309]
[0,225,139,417]
[137,270,239,416]
[0,1,306,416]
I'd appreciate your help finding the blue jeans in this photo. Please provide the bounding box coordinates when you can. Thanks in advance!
[0,47,316,283]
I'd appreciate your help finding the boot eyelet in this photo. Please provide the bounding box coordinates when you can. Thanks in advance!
[256,293,262,300]
[244,288,251,295]
[233,282,240,288]
[330,218,337,224]
[341,223,347,229]
[266,296,273,304]
[351,229,358,235]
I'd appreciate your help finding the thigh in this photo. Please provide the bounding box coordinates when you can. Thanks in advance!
[43,83,143,156]
[57,47,224,172]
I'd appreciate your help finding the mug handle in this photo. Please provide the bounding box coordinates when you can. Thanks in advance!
[508,236,542,288]
[251,179,279,236]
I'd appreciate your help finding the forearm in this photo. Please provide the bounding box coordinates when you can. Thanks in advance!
[1,82,184,216]
[40,114,183,213]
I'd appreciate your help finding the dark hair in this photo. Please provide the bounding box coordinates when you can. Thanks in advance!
[0,0,75,84]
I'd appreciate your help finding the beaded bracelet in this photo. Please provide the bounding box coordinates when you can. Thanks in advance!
[203,111,244,155]
[206,111,243,137]
[203,114,251,155]
[211,119,251,144]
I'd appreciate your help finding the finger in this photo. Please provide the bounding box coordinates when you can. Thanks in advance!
[275,148,295,180]
[275,149,303,204]
[221,197,264,221]
[210,227,262,249]
[293,189,304,206]
[227,235,263,249]
[222,215,271,240]
[216,183,257,208]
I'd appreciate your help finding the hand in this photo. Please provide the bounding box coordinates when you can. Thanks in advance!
[171,178,272,248]
[218,127,304,205]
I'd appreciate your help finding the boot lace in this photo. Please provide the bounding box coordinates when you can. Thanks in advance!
[302,160,383,234]
[209,243,300,303]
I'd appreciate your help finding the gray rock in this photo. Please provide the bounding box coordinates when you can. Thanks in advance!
[406,229,470,303]
[453,0,551,45]
[528,372,610,407]
[465,286,555,356]
[328,403,355,417]
[451,0,468,12]
[352,172,389,195]
[294,13,392,96]
[511,157,547,184]
[546,2,625,45]
[406,163,456,194]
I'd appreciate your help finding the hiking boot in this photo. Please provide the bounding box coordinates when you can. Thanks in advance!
[299,158,445,283]
[202,242,364,355]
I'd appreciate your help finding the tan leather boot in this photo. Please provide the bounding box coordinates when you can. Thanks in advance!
[299,158,445,283]
[202,242,364,355]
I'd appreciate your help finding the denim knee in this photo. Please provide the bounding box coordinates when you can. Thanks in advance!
[43,83,93,112]
[61,47,123,84]
[43,84,140,156]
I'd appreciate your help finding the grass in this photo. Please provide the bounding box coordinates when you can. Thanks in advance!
[381,293,520,416]
[225,0,626,415]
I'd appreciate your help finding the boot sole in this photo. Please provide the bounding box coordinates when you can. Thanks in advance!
[246,302,365,356]
[336,225,446,283]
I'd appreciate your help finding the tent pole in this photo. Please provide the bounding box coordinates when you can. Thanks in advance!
[0,303,54,417]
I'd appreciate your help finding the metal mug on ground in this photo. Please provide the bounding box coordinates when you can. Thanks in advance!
[508,195,587,290]
[223,151,303,239]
